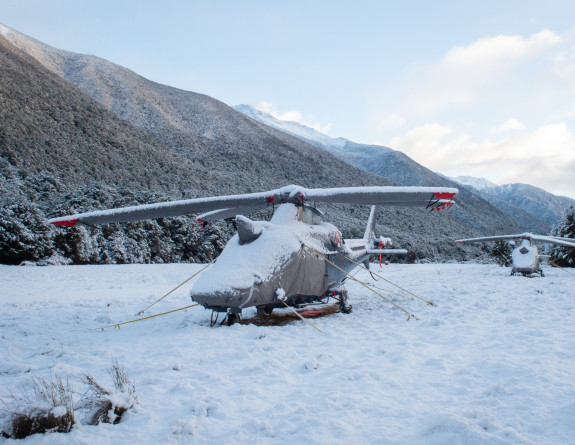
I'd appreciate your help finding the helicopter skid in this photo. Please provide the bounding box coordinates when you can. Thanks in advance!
[215,290,352,326]
[240,303,340,326]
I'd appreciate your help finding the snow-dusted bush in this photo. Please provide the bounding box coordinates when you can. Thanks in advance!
[490,239,513,267]
[0,361,138,438]
[1,375,75,439]
[0,170,228,265]
[0,200,55,265]
[81,359,138,425]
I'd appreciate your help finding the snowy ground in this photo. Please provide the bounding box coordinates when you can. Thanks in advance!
[1,262,574,444]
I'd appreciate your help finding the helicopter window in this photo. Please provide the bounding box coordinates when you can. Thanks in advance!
[519,247,529,254]
[298,206,324,225]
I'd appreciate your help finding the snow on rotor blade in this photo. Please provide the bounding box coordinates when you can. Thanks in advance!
[456,232,575,248]
[48,184,458,227]
[196,206,270,222]
[456,234,526,244]
[528,234,575,248]
[303,186,458,207]
[48,188,291,226]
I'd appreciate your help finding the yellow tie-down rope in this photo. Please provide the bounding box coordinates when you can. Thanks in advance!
[136,263,212,316]
[99,304,200,331]
[302,243,418,321]
[98,263,211,330]
[338,250,435,306]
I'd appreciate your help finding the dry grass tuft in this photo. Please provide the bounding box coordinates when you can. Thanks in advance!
[1,375,75,439]
[81,359,138,425]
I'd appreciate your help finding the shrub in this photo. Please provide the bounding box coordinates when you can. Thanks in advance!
[490,239,513,267]
[1,375,75,439]
[81,359,138,425]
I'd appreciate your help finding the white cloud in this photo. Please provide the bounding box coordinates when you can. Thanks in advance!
[254,101,332,134]
[372,29,575,198]
[391,122,575,198]
[443,29,561,70]
[493,118,526,134]
[397,30,563,117]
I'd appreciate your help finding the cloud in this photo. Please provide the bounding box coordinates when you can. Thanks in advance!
[391,122,575,197]
[397,30,563,117]
[443,29,561,70]
[254,101,332,134]
[374,29,575,198]
[493,118,526,133]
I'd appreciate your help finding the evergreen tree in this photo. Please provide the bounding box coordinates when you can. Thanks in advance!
[549,206,575,267]
[490,239,513,267]
[0,200,55,264]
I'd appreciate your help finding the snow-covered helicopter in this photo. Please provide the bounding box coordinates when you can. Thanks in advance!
[49,185,457,324]
[456,233,575,277]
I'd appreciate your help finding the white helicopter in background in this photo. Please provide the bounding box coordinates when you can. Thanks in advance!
[456,233,575,277]
[50,184,457,325]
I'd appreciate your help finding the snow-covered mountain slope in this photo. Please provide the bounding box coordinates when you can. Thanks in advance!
[450,175,498,191]
[0,24,380,196]
[234,104,348,151]
[450,177,575,228]
[483,183,575,227]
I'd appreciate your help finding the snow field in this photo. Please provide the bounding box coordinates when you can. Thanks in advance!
[0,263,574,444]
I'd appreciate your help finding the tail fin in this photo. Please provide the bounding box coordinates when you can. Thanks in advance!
[363,206,377,242]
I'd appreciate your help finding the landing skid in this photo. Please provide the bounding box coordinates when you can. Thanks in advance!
[215,289,353,327]
[511,268,544,277]
[240,304,340,326]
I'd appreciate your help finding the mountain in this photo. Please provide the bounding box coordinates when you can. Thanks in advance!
[234,104,348,151]
[449,177,575,230]
[450,176,498,192]
[484,183,574,227]
[0,35,214,194]
[0,24,533,264]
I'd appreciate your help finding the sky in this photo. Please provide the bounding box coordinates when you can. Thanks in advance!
[2,0,575,198]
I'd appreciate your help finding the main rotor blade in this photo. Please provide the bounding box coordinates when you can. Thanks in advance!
[456,234,526,244]
[528,234,575,248]
[456,232,575,248]
[48,187,292,226]
[49,184,458,227]
[303,186,457,208]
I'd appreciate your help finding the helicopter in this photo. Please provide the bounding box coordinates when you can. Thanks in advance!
[456,233,575,277]
[49,184,458,325]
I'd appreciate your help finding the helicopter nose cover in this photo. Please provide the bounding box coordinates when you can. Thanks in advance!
[190,204,330,311]
[511,240,538,270]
